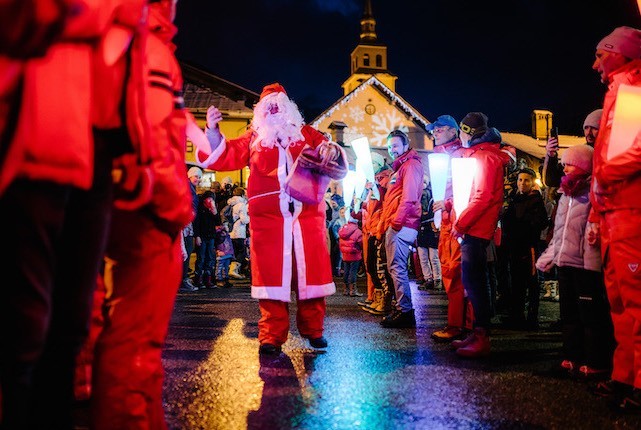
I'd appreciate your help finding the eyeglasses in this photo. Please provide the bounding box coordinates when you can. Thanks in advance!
[432,127,451,134]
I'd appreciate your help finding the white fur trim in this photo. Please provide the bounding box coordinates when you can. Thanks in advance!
[199,135,226,168]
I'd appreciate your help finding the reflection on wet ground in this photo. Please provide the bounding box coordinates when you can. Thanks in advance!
[162,280,641,429]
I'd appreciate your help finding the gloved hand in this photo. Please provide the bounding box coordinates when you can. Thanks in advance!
[318,141,339,163]
[204,105,224,152]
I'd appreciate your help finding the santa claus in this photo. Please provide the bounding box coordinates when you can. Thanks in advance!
[199,83,347,355]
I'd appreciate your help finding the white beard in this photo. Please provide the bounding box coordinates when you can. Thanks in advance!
[252,92,305,150]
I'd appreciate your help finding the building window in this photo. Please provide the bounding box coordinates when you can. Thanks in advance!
[376,55,382,67]
[363,54,370,67]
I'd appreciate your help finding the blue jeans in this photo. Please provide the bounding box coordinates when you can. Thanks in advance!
[343,260,361,284]
[385,226,418,312]
[195,238,215,276]
[216,256,232,281]
[461,235,491,329]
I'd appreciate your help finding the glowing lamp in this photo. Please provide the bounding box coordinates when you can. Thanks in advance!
[427,153,450,228]
[342,170,366,212]
[451,158,477,218]
[351,137,380,200]
[609,83,641,160]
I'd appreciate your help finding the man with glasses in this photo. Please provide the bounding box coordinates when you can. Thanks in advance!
[378,130,424,328]
[427,115,473,342]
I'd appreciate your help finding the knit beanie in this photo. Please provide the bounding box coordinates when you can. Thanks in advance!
[187,166,203,179]
[596,26,641,60]
[370,152,386,174]
[583,109,603,129]
[561,145,593,174]
[459,112,488,138]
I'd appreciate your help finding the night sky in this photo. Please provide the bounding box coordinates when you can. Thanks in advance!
[175,0,641,135]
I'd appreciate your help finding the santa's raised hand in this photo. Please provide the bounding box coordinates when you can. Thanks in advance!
[205,105,224,152]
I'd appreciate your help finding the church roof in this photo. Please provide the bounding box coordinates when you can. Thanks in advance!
[311,75,430,131]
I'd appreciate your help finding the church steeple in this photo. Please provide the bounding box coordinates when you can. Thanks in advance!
[360,0,377,43]
[342,0,397,95]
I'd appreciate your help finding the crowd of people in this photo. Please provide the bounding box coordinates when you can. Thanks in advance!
[1,3,640,425]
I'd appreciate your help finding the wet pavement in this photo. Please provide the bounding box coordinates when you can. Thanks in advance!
[161,278,641,430]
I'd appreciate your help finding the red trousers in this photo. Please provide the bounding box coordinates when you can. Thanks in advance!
[258,297,326,346]
[438,224,473,329]
[600,210,641,388]
[91,211,182,430]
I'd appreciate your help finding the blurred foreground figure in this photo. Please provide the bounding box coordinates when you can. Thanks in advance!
[89,1,193,429]
[588,26,641,411]
[0,1,148,427]
[200,83,347,355]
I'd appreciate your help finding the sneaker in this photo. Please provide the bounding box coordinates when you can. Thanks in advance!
[578,365,609,380]
[431,326,464,342]
[590,380,633,404]
[258,343,282,356]
[357,299,372,307]
[308,336,328,349]
[179,279,198,292]
[381,309,416,328]
[560,360,576,373]
[619,388,641,412]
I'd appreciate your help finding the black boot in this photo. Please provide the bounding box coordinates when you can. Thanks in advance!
[381,309,416,328]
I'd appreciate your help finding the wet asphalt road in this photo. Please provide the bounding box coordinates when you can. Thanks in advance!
[161,278,641,430]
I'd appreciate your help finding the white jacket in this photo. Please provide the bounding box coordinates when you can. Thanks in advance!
[536,186,602,273]
[228,195,249,239]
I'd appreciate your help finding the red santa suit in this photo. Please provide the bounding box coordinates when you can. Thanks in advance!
[198,84,342,347]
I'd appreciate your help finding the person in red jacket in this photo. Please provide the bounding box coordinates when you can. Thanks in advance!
[586,26,641,411]
[89,1,194,428]
[450,112,513,358]
[427,115,474,343]
[338,216,364,297]
[378,129,424,328]
[0,1,148,427]
[199,83,347,355]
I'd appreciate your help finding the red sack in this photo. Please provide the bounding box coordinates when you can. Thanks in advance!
[284,153,331,205]
[284,143,347,205]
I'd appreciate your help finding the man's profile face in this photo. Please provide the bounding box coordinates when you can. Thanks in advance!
[432,126,457,146]
[592,49,629,84]
[583,126,598,146]
[387,136,408,160]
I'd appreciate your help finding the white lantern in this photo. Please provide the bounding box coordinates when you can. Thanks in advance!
[451,158,477,218]
[351,137,380,201]
[427,153,450,228]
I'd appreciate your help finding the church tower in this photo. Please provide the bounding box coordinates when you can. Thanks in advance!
[341,0,397,95]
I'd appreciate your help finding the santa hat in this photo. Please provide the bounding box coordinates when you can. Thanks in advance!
[260,83,287,100]
[187,166,203,179]
[583,109,603,129]
[561,145,593,175]
[596,26,641,60]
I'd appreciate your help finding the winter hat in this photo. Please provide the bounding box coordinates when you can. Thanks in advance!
[459,112,488,137]
[370,152,386,174]
[221,176,233,186]
[583,109,603,129]
[260,83,287,100]
[427,115,459,132]
[561,145,594,174]
[187,166,203,179]
[596,26,641,60]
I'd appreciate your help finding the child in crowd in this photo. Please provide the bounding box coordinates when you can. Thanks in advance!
[338,214,363,297]
[214,225,235,288]
[536,145,614,378]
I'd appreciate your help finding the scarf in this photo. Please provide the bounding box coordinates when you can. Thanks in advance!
[560,172,591,197]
